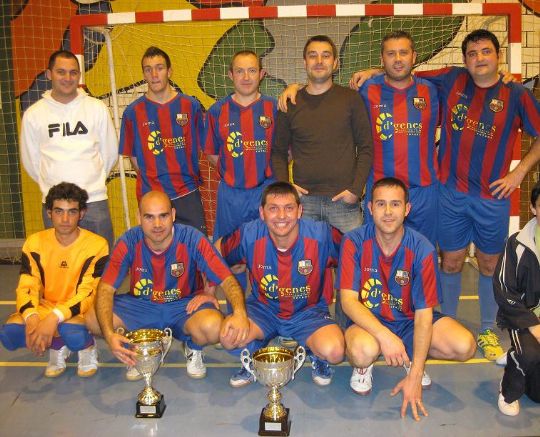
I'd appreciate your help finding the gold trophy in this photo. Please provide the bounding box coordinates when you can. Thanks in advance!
[124,328,172,418]
[241,346,306,436]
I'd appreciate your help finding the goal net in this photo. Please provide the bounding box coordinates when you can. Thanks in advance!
[2,1,527,260]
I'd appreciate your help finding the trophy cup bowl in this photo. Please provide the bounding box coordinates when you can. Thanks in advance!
[241,345,306,436]
[124,327,172,418]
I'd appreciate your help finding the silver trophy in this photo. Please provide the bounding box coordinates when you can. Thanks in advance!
[124,328,172,418]
[241,345,306,436]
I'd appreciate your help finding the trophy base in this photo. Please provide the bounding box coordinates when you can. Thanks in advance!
[258,408,291,436]
[135,395,166,418]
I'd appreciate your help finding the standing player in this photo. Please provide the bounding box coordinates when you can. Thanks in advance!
[272,35,372,233]
[272,35,373,329]
[337,177,475,421]
[86,191,249,380]
[217,182,345,387]
[20,50,118,248]
[119,46,206,233]
[0,183,109,378]
[359,31,439,246]
[351,30,540,360]
[279,31,439,245]
[203,50,276,242]
[493,181,540,416]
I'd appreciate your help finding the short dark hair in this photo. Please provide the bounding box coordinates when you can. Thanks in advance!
[141,46,171,70]
[48,50,80,71]
[461,29,500,56]
[229,50,262,72]
[381,30,415,54]
[303,35,337,59]
[261,181,301,207]
[531,181,540,207]
[371,177,409,203]
[45,182,89,211]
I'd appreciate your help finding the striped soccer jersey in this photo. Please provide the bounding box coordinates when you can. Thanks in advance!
[119,94,203,200]
[203,94,276,189]
[360,74,439,192]
[102,224,231,303]
[220,218,341,319]
[337,223,440,323]
[419,67,540,198]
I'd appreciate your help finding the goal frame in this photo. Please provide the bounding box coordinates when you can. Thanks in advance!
[69,2,524,235]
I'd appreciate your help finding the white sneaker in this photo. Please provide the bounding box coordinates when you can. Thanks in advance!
[498,392,520,416]
[496,351,508,366]
[184,343,206,379]
[404,364,432,389]
[77,344,98,377]
[45,346,71,378]
[126,366,143,381]
[350,365,373,395]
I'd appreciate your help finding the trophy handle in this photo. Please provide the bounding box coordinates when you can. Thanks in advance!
[161,328,173,364]
[240,348,256,381]
[291,345,306,379]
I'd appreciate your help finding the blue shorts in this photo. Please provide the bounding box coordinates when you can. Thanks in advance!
[171,189,207,235]
[113,294,217,341]
[379,311,444,359]
[214,179,274,240]
[346,311,444,359]
[437,184,509,254]
[246,295,336,347]
[364,183,438,247]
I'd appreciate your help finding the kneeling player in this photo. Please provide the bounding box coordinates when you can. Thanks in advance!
[217,181,345,387]
[86,191,249,380]
[337,177,475,421]
[0,183,109,378]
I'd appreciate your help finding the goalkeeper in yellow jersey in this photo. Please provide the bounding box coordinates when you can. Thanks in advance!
[0,182,109,378]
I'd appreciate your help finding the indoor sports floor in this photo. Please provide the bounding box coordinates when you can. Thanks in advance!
[0,263,538,437]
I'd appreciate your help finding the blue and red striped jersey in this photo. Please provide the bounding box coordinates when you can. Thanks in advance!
[102,224,232,303]
[418,67,540,198]
[119,94,203,200]
[203,94,276,189]
[359,75,439,192]
[220,218,341,319]
[336,223,440,322]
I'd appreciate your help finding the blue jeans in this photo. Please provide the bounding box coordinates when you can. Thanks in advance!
[300,195,362,233]
[42,199,114,249]
[300,194,362,328]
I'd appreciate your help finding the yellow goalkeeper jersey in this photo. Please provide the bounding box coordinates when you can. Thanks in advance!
[16,228,109,321]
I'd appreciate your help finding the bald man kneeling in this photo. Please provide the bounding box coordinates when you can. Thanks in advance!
[86,191,249,380]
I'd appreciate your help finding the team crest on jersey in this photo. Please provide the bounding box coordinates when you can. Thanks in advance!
[59,260,68,269]
[489,98,504,113]
[298,259,313,275]
[176,113,189,126]
[395,270,410,286]
[170,262,184,277]
[413,97,426,110]
[259,115,272,129]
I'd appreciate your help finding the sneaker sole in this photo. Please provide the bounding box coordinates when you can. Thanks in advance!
[422,381,432,390]
[351,386,371,396]
[44,367,67,378]
[313,377,332,387]
[78,368,98,378]
[230,379,254,388]
[187,372,207,380]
